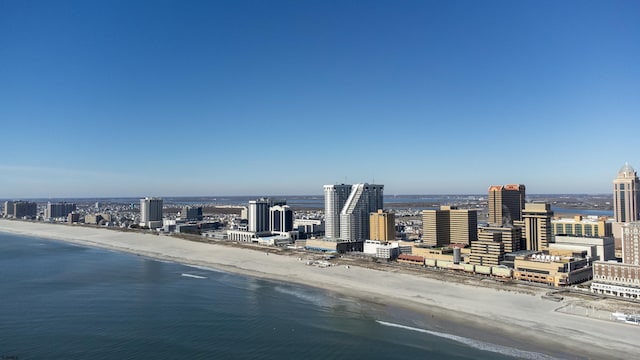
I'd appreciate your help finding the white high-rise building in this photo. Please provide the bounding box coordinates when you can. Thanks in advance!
[323,184,352,239]
[339,184,384,241]
[248,198,272,233]
[324,183,384,241]
[140,197,163,228]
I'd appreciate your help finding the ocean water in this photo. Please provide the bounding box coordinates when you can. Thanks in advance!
[0,233,555,360]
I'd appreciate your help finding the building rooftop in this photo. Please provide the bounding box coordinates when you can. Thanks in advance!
[552,216,605,224]
[618,162,637,177]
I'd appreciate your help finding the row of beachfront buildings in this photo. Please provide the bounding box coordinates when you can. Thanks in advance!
[3,164,640,299]
[298,164,640,299]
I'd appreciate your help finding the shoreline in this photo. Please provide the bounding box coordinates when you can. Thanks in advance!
[1,219,638,359]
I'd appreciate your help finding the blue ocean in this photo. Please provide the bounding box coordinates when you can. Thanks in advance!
[0,232,558,359]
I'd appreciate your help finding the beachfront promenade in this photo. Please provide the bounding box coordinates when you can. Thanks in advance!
[1,219,639,359]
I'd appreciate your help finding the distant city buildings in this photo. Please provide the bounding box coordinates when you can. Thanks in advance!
[45,202,77,219]
[12,201,37,219]
[3,200,37,219]
[470,184,528,267]
[140,197,163,228]
[227,198,297,243]
[85,213,112,225]
[181,206,203,221]
[68,212,80,224]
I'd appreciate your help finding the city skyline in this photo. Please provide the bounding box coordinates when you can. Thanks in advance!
[1,1,639,198]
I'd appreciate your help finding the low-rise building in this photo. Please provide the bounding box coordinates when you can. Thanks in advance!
[551,215,612,239]
[397,254,425,266]
[513,252,592,287]
[304,238,363,253]
[591,261,640,299]
[550,235,615,261]
[294,219,324,238]
[227,230,256,242]
[591,222,640,299]
[469,234,504,266]
[68,212,80,224]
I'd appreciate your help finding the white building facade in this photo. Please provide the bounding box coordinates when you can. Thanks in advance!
[140,197,163,228]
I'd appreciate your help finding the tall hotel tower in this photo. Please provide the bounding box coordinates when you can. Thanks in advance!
[140,197,163,228]
[270,205,293,233]
[248,198,272,233]
[613,163,640,223]
[324,184,352,239]
[522,203,553,251]
[488,184,526,226]
[324,183,384,241]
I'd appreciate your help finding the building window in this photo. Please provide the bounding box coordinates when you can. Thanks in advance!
[585,225,593,236]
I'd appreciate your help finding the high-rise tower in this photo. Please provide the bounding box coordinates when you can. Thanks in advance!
[248,198,272,233]
[488,184,526,226]
[323,184,352,239]
[270,205,293,233]
[613,163,640,223]
[140,197,163,228]
[324,183,383,241]
[339,183,384,241]
[422,206,478,247]
[522,202,553,251]
[370,209,395,241]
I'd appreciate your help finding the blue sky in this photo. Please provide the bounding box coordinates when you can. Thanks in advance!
[1,0,639,198]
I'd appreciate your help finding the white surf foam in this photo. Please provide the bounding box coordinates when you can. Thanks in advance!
[181,273,207,279]
[376,320,560,360]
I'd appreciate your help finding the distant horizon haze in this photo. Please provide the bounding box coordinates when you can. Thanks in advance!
[0,192,614,202]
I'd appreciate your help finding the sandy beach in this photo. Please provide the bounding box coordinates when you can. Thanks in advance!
[1,219,638,359]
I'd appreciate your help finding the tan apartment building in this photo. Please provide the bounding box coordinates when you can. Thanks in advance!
[477,226,522,254]
[369,209,395,241]
[522,202,553,251]
[422,208,449,247]
[469,232,504,266]
[422,206,477,247]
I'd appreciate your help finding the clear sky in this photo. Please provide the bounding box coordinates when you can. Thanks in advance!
[1,0,639,198]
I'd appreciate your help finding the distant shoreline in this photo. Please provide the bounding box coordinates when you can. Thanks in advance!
[0,219,637,359]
